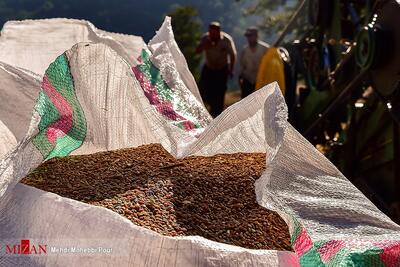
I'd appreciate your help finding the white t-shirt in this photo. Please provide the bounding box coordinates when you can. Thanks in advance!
[240,40,269,84]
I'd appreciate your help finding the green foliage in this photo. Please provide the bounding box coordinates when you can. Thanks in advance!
[168,5,202,81]
[243,0,308,40]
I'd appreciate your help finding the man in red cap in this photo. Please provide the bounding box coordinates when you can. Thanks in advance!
[196,21,236,117]
[239,26,269,98]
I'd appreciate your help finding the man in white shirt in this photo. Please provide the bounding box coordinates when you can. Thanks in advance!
[196,21,236,117]
[239,27,269,98]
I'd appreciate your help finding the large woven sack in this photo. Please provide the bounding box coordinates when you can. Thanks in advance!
[0,62,41,141]
[0,120,16,158]
[0,17,399,267]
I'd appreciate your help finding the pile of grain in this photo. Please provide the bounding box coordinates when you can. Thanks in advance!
[21,144,292,250]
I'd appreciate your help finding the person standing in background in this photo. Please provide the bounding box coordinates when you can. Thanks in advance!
[196,21,236,117]
[239,27,269,99]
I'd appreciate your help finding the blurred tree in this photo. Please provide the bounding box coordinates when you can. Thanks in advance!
[243,0,308,41]
[167,5,202,81]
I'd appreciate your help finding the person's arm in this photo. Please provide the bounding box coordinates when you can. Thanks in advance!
[196,35,209,54]
[239,48,245,84]
[227,36,237,77]
[239,48,246,75]
[229,52,236,75]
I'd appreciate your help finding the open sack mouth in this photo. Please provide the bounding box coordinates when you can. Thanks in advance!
[21,143,292,251]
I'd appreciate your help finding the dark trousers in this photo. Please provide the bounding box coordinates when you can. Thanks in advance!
[239,76,255,99]
[199,65,228,118]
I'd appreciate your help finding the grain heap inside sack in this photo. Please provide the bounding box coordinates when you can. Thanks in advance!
[21,144,292,251]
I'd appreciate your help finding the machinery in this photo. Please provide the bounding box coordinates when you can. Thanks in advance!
[258,0,400,222]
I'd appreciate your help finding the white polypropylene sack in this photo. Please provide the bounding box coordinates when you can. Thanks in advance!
[1,18,399,267]
[0,46,297,267]
[148,17,204,105]
[0,18,144,75]
[0,17,203,104]
[0,120,16,158]
[0,62,41,141]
